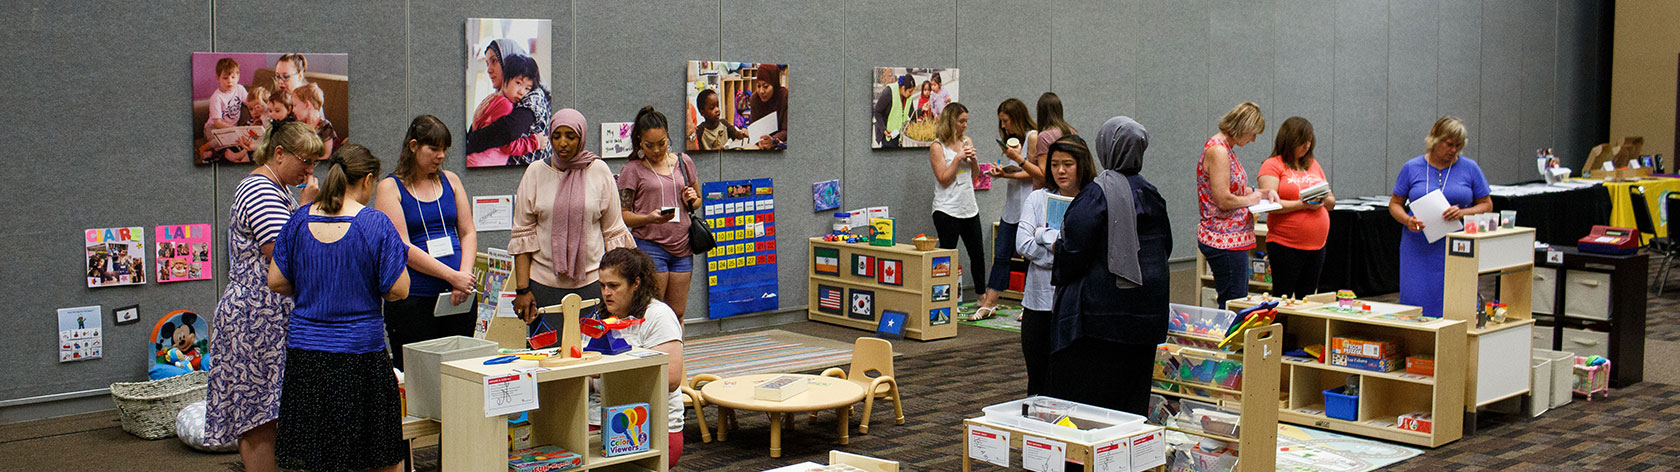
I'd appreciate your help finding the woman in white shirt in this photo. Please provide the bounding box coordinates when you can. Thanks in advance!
[593,248,685,468]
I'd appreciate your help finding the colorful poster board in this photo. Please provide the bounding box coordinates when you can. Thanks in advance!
[812,179,841,211]
[601,122,634,158]
[473,248,515,337]
[155,224,212,283]
[86,227,146,288]
[701,178,779,318]
[58,305,103,363]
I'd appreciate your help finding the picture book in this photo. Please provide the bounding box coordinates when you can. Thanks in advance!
[473,248,514,338]
[508,445,582,472]
[602,403,653,457]
[1046,194,1073,231]
[155,224,212,283]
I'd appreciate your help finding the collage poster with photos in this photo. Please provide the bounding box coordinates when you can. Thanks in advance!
[155,224,213,283]
[85,227,146,288]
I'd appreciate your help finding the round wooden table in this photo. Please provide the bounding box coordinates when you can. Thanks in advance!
[699,373,865,458]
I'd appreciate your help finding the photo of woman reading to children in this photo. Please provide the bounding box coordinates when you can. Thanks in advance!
[685,61,790,151]
[191,52,350,165]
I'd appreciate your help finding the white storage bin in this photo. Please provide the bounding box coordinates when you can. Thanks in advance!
[1531,267,1556,315]
[1528,356,1551,417]
[402,336,501,420]
[1532,325,1554,349]
[1563,270,1612,321]
[982,396,1150,443]
[1200,287,1220,309]
[1560,328,1609,360]
[1168,303,1238,339]
[1533,348,1576,409]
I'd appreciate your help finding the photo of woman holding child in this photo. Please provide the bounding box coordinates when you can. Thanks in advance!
[464,19,554,168]
[190,52,350,166]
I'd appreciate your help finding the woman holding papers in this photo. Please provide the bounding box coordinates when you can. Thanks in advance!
[1197,102,1276,308]
[1258,117,1334,299]
[373,115,477,367]
[1013,128,1090,395]
[1047,117,1172,415]
[1388,116,1492,317]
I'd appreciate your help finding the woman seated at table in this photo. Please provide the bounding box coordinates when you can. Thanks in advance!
[1388,116,1492,317]
[590,247,684,467]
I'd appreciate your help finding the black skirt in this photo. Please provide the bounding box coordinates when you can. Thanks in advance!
[277,348,406,471]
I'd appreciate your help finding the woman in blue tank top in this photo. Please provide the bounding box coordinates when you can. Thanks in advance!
[373,115,478,367]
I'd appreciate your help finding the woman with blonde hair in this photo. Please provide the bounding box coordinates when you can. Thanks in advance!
[1388,116,1491,317]
[928,102,986,307]
[1196,101,1276,308]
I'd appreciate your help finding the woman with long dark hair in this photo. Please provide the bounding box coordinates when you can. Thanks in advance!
[374,115,477,365]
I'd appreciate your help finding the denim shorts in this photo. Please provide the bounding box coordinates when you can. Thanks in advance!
[635,238,693,273]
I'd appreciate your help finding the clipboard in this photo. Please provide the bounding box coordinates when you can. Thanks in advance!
[434,292,474,317]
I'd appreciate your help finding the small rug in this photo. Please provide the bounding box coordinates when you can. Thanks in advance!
[683,330,856,378]
[1275,424,1423,472]
[956,301,1025,333]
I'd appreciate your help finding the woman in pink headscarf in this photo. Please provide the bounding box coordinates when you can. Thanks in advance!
[509,108,634,333]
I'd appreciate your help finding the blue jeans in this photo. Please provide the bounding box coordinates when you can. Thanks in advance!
[1199,243,1251,309]
[987,221,1020,293]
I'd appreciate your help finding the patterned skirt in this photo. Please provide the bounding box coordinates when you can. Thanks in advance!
[204,281,292,446]
[276,348,406,471]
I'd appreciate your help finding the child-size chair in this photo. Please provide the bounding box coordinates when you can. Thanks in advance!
[680,374,720,443]
[817,337,904,433]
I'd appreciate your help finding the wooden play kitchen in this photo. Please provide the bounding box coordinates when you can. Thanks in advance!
[806,237,959,341]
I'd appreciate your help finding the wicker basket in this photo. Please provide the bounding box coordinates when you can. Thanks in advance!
[913,238,939,251]
[110,371,208,439]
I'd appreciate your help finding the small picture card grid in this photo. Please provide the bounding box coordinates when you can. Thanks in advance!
[58,305,104,362]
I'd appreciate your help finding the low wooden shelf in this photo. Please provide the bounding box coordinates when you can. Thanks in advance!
[1442,227,1537,416]
[1151,324,1283,471]
[807,237,958,341]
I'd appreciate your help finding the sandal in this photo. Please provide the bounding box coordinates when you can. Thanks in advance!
[968,305,998,321]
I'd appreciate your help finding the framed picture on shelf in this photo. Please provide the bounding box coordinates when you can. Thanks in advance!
[816,284,844,315]
[878,258,902,286]
[932,284,950,302]
[931,256,950,278]
[848,288,875,321]
[930,307,951,326]
[877,311,907,340]
[852,254,875,278]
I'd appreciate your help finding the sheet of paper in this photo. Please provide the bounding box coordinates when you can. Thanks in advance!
[1021,435,1067,472]
[483,372,538,417]
[967,424,1011,467]
[472,195,513,232]
[57,305,103,363]
[209,126,266,149]
[493,292,518,318]
[1247,199,1283,214]
[1411,189,1462,242]
[747,112,779,144]
[1091,437,1131,472]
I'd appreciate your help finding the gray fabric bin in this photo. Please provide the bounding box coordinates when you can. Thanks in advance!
[403,336,500,420]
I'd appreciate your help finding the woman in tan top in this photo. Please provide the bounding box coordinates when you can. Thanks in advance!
[510,109,634,333]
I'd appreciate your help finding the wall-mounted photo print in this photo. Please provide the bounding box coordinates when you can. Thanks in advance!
[685,61,788,151]
[466,18,554,167]
[192,52,349,165]
[871,67,959,149]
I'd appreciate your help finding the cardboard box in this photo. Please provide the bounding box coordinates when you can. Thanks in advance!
[1406,355,1435,376]
[754,375,809,401]
[1398,411,1433,434]
[1331,336,1405,373]
[508,445,582,472]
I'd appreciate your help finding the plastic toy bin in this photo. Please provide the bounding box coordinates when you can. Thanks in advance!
[982,396,1150,443]
[1167,303,1238,339]
[1322,386,1359,421]
[402,336,500,420]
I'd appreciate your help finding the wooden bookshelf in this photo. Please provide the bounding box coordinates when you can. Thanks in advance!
[807,237,959,341]
[1442,226,1537,419]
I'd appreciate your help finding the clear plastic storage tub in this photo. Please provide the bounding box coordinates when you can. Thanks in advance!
[982,396,1151,443]
[1168,303,1238,339]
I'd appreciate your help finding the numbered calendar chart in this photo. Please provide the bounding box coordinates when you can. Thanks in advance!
[701,178,780,319]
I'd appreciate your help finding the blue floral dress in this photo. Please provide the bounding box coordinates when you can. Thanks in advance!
[205,174,296,446]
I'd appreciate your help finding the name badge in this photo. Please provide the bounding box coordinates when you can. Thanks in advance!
[426,237,454,258]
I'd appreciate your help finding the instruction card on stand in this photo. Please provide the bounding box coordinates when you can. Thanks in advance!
[484,369,541,417]
[967,424,1010,467]
[1022,435,1068,472]
[1091,438,1130,472]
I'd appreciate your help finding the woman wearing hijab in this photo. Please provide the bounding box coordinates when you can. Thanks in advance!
[749,63,788,149]
[509,109,634,336]
[1047,117,1172,416]
[466,39,553,166]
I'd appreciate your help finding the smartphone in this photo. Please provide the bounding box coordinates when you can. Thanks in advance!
[660,206,677,216]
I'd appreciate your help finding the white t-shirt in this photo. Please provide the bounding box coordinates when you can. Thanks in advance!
[932,140,980,219]
[1001,130,1038,224]
[204,85,248,138]
[589,299,684,431]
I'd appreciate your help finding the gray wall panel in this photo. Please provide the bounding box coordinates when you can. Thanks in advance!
[1437,0,1483,164]
[720,0,846,313]
[1271,0,1337,181]
[1208,0,1276,162]
[1052,0,1138,139]
[0,2,212,400]
[1332,0,1389,198]
[1133,0,1209,259]
[1556,0,1610,169]
[963,0,1054,265]
[841,0,956,273]
[1516,0,1559,184]
[407,2,576,253]
[574,0,718,162]
[1386,0,1439,184]
[1479,0,1524,184]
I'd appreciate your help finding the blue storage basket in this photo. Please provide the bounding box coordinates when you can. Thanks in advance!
[1323,386,1359,421]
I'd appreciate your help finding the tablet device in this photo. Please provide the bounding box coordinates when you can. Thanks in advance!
[434,292,474,317]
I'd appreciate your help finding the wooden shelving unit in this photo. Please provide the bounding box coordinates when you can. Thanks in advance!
[1229,295,1467,448]
[1151,324,1283,471]
[807,237,959,341]
[1195,224,1271,307]
[1442,227,1536,416]
[440,350,670,472]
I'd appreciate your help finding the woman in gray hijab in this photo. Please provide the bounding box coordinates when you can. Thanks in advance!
[1047,116,1172,416]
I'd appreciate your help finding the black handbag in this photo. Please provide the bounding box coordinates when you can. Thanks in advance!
[678,157,717,254]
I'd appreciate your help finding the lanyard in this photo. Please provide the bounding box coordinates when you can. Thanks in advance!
[406,179,450,242]
[1427,161,1452,195]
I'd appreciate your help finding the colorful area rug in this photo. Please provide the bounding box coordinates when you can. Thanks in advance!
[1275,424,1423,472]
[682,330,855,378]
[956,301,1025,333]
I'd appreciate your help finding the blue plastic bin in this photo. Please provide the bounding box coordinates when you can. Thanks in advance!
[1323,386,1359,421]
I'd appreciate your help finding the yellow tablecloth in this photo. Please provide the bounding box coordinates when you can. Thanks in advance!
[1603,177,1680,243]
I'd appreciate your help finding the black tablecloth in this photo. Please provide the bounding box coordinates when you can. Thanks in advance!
[1491,185,1612,246]
[1318,206,1402,295]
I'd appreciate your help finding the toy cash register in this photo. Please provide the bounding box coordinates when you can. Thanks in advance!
[1578,225,1639,254]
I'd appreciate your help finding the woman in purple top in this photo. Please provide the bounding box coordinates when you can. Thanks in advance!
[618,106,703,321]
[268,144,411,472]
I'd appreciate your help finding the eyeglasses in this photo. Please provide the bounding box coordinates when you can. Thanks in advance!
[273,73,294,82]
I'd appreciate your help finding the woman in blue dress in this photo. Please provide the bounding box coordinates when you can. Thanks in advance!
[1387,116,1492,317]
[267,143,411,472]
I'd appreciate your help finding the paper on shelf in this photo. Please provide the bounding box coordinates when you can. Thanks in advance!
[1091,437,1131,472]
[1021,435,1067,472]
[1410,189,1462,243]
[484,371,538,417]
[967,424,1010,467]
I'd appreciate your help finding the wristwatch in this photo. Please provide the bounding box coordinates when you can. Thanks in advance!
[515,286,531,295]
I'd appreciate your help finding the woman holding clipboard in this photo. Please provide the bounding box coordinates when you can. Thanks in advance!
[1387,116,1492,317]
